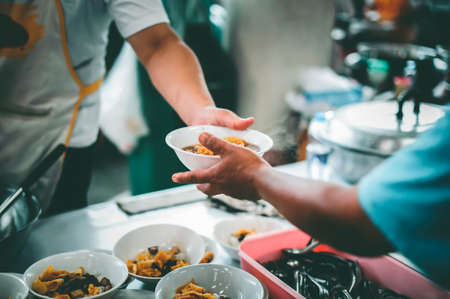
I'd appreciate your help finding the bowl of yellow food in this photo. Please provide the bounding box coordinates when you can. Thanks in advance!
[113,224,207,287]
[165,125,273,170]
[214,216,287,260]
[155,264,267,299]
[23,250,128,299]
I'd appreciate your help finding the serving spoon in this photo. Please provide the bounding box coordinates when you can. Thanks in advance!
[0,144,66,217]
[283,238,321,257]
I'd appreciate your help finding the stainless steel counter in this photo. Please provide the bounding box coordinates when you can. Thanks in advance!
[10,162,420,292]
[11,163,312,291]
[12,163,305,268]
[15,200,230,271]
[18,200,251,291]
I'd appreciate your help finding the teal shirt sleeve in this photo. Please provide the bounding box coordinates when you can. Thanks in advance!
[358,112,450,289]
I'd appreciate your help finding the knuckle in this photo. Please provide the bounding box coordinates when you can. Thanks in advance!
[190,173,199,182]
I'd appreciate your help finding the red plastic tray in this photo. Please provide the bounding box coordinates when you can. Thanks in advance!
[239,228,449,299]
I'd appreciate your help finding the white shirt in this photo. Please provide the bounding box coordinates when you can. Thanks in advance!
[63,0,169,147]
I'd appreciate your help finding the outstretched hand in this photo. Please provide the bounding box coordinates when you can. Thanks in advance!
[172,132,270,200]
[191,106,254,130]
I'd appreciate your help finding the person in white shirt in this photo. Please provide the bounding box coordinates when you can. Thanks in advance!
[0,0,253,214]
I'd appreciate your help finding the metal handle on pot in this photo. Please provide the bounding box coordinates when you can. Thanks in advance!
[0,144,66,217]
[306,143,331,180]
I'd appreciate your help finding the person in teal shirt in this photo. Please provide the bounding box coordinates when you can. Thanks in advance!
[358,111,450,288]
[172,112,450,289]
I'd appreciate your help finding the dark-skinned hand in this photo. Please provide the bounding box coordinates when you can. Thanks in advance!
[172,132,270,200]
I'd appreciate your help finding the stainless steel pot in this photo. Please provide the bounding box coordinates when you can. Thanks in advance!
[0,187,41,271]
[326,146,385,183]
[309,100,445,183]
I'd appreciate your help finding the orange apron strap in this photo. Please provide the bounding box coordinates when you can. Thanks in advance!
[63,78,103,146]
[54,0,103,147]
[54,0,83,90]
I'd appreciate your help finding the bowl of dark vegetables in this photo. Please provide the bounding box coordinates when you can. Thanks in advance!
[24,250,128,299]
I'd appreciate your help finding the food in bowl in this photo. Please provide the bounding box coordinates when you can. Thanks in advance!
[199,251,214,264]
[166,125,273,170]
[127,246,188,277]
[182,136,259,156]
[155,264,265,299]
[262,250,410,298]
[126,246,214,278]
[31,265,112,298]
[113,223,207,286]
[228,228,256,248]
[174,279,230,299]
[214,216,286,261]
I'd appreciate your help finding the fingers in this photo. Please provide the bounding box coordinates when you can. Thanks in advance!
[212,109,254,130]
[172,168,213,184]
[197,183,260,201]
[197,183,223,196]
[232,117,254,130]
[198,132,232,155]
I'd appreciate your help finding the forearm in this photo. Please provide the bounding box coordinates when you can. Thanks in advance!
[135,31,214,125]
[172,132,394,255]
[254,166,394,256]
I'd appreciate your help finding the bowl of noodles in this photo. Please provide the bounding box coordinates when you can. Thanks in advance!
[112,224,207,287]
[165,125,273,170]
[23,250,128,299]
[155,264,267,299]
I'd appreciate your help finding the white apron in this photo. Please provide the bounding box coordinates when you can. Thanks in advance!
[0,0,102,210]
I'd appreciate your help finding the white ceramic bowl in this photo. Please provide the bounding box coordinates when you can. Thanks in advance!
[155,264,266,299]
[0,273,29,299]
[23,250,128,299]
[165,125,273,170]
[113,224,206,286]
[214,216,286,260]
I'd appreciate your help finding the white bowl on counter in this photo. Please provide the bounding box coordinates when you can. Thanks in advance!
[0,273,29,299]
[165,125,273,170]
[113,224,206,287]
[23,250,128,299]
[155,264,267,299]
[214,216,286,260]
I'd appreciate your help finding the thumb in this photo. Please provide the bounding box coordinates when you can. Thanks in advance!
[232,117,254,130]
[210,108,254,130]
[199,132,231,155]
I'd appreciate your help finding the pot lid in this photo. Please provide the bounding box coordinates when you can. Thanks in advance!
[309,101,445,157]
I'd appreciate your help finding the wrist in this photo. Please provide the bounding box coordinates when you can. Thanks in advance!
[250,163,272,199]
